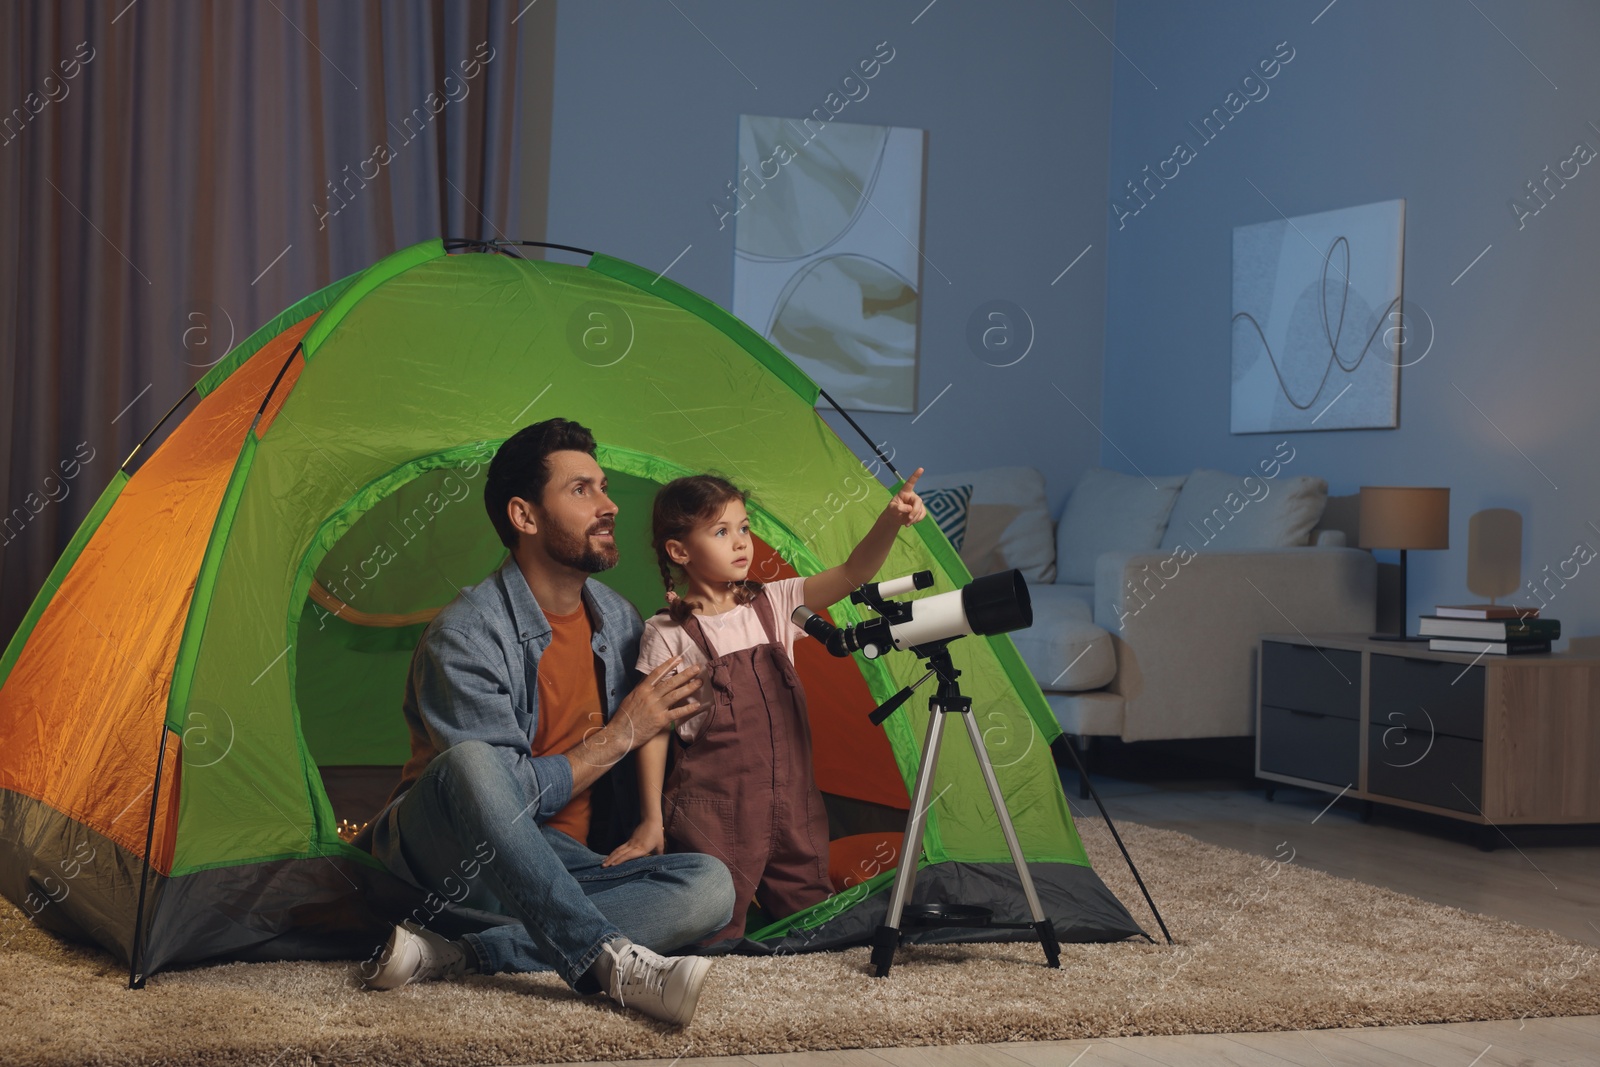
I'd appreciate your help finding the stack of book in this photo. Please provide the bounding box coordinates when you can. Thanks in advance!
[1419,604,1559,655]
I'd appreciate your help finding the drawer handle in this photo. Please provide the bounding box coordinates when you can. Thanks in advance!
[1288,709,1326,719]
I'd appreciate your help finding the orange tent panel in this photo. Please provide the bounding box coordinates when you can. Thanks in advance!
[0,318,313,863]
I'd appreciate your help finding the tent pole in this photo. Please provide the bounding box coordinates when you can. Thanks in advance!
[818,389,902,484]
[442,238,597,259]
[497,239,596,257]
[122,328,304,474]
[126,340,299,989]
[1055,738,1173,944]
[120,384,198,472]
[128,723,174,989]
[442,242,903,490]
[250,342,303,424]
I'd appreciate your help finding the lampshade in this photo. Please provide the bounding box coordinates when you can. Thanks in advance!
[1358,486,1450,550]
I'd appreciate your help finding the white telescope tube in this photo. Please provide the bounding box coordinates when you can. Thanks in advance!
[883,588,975,650]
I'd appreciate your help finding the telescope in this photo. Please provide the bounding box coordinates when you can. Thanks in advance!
[789,563,1167,975]
[790,568,1033,661]
[790,567,1062,977]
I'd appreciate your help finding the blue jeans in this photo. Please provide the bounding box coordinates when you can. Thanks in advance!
[390,740,735,988]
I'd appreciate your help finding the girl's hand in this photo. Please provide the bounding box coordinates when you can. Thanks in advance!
[602,821,665,867]
[888,467,927,526]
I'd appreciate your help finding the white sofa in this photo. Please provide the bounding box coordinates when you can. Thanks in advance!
[919,463,1376,748]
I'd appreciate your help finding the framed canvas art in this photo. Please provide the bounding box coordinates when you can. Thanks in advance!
[731,114,927,414]
[1231,198,1406,433]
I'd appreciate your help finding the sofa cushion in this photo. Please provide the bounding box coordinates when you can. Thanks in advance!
[1054,468,1184,585]
[1043,690,1125,739]
[918,466,1055,583]
[921,484,973,552]
[1052,582,1096,614]
[1010,584,1117,692]
[1159,468,1329,553]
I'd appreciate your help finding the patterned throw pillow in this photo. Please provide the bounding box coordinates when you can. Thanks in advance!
[922,484,974,553]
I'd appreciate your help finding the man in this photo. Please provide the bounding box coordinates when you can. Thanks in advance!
[355,418,735,1025]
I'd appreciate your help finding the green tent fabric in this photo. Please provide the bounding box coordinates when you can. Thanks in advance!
[0,238,1142,980]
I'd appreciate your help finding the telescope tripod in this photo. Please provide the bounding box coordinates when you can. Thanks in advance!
[869,642,1060,977]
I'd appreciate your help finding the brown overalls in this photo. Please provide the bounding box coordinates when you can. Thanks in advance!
[661,587,834,942]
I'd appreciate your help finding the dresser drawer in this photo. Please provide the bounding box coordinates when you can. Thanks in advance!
[1261,642,1362,719]
[1259,704,1359,786]
[1366,725,1483,812]
[1369,654,1485,741]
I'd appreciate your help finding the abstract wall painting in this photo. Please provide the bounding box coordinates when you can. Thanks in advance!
[731,114,927,413]
[1231,198,1406,433]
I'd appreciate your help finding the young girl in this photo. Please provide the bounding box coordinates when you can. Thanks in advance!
[603,468,926,942]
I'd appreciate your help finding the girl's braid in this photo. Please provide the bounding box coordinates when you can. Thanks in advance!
[656,545,696,624]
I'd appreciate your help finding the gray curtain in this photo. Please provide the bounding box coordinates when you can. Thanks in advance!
[0,0,532,643]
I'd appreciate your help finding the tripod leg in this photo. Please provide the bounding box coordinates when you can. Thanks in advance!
[873,707,948,978]
[960,710,1060,968]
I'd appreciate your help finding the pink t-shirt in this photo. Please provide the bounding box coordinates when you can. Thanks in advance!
[635,577,812,741]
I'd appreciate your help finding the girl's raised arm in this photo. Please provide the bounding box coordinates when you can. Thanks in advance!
[802,467,926,610]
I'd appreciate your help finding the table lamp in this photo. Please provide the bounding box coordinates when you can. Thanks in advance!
[1358,486,1450,641]
[1467,508,1522,605]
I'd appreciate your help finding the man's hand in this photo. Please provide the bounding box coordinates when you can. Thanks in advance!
[601,819,665,867]
[608,655,704,751]
[564,655,703,795]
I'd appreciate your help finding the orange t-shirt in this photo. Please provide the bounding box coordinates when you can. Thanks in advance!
[532,604,603,844]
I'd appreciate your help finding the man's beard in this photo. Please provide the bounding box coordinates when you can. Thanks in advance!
[544,516,618,574]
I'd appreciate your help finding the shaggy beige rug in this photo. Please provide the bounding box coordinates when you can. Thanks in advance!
[3,819,1597,1067]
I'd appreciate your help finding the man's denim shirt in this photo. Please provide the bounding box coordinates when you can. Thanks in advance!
[360,554,644,880]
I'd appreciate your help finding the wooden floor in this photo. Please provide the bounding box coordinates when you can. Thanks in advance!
[1083,774,1600,949]
[526,771,1600,1067]
[584,1015,1598,1065]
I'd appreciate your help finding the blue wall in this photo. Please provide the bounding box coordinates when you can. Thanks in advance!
[1103,0,1600,644]
[547,0,1115,516]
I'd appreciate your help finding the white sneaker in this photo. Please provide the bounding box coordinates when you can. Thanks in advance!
[362,921,470,990]
[598,939,712,1026]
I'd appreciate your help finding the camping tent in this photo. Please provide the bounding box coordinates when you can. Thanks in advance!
[0,238,1143,984]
